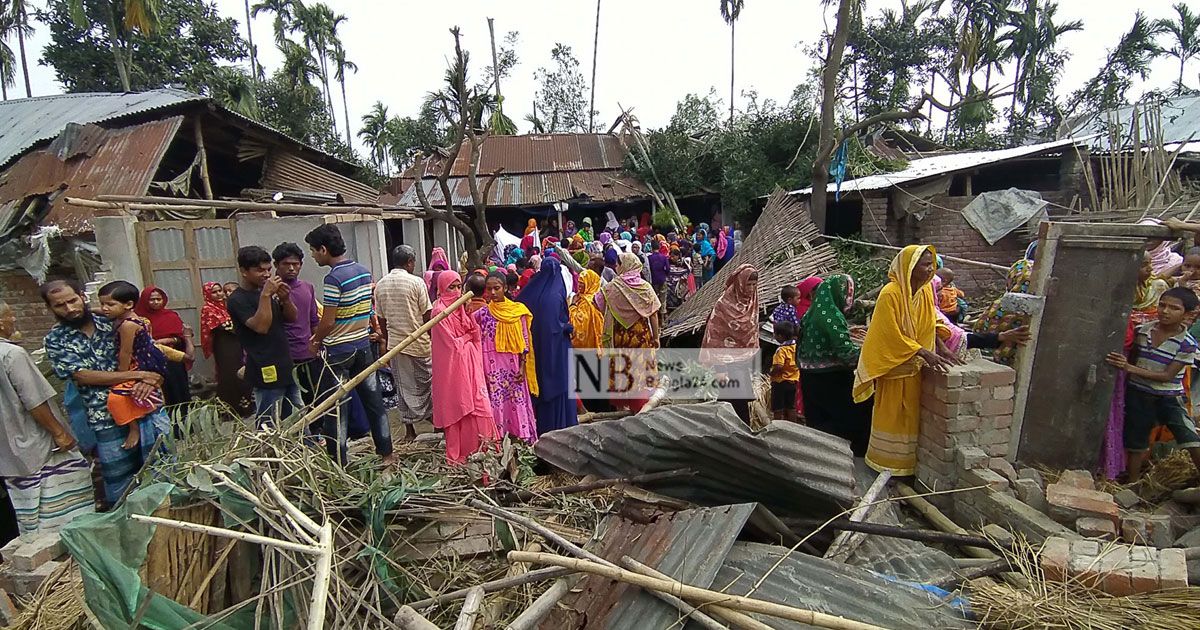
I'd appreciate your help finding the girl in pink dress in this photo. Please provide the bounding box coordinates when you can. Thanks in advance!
[474,271,539,443]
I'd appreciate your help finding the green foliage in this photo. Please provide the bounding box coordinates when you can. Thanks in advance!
[40,0,245,93]
[831,237,889,318]
[531,43,593,133]
[256,69,354,162]
[1069,11,1166,115]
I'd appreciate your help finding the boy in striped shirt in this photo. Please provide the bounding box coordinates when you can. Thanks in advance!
[306,224,396,465]
[1106,287,1200,483]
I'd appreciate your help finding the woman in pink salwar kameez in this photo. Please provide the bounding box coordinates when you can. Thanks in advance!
[474,271,539,443]
[431,272,501,464]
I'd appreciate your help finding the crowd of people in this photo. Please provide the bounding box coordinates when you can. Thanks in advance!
[12,210,1200,539]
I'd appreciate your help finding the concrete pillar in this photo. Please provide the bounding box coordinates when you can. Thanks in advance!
[401,219,427,272]
[93,215,143,288]
[349,218,388,279]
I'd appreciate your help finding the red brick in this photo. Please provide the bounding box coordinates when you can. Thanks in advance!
[1047,483,1120,527]
[991,385,1015,400]
[1059,470,1096,491]
[1127,556,1161,594]
[1039,537,1070,582]
[1159,549,1188,590]
[981,368,1017,387]
[1076,517,1117,540]
[981,398,1015,415]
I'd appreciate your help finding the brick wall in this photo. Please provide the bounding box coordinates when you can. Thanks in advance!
[0,269,69,352]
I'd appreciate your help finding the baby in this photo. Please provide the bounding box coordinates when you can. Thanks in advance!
[935,268,967,323]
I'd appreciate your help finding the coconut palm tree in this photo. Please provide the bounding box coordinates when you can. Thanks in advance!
[67,0,162,92]
[1156,3,1200,93]
[10,0,33,97]
[250,0,298,44]
[332,42,356,147]
[242,0,259,79]
[718,0,743,126]
[0,12,16,100]
[1001,0,1080,127]
[359,101,391,175]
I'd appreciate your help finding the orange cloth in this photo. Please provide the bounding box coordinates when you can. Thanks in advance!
[938,285,964,315]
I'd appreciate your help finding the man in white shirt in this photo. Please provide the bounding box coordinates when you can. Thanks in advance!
[374,245,432,441]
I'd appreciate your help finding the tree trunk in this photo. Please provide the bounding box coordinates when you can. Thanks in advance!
[16,5,30,97]
[103,1,132,91]
[1009,62,1020,130]
[2,81,7,101]
[729,20,736,126]
[340,77,352,148]
[852,60,860,123]
[1181,58,1187,94]
[926,70,935,134]
[244,0,259,79]
[588,1,601,133]
[810,0,855,233]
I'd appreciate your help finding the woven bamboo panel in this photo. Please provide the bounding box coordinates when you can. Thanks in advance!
[664,189,839,338]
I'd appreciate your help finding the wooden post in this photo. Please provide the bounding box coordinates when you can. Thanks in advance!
[823,471,892,563]
[194,118,214,200]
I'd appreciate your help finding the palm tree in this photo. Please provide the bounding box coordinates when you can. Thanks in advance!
[242,0,259,79]
[67,0,162,92]
[211,68,258,118]
[250,0,298,44]
[294,2,339,128]
[1001,0,1081,127]
[332,42,356,147]
[10,0,32,97]
[0,12,16,100]
[1156,3,1200,93]
[278,38,320,98]
[719,0,743,126]
[359,102,391,175]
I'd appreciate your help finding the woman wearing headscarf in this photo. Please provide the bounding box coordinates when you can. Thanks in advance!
[695,230,717,284]
[636,212,652,240]
[664,246,691,311]
[520,233,536,253]
[200,282,253,415]
[423,247,450,291]
[605,211,620,232]
[570,269,604,350]
[854,245,950,476]
[578,217,595,242]
[475,271,539,443]
[974,241,1038,365]
[1140,218,1183,276]
[517,258,579,434]
[136,286,192,406]
[430,272,501,463]
[596,253,662,409]
[564,220,577,240]
[797,274,873,454]
[524,218,538,236]
[700,264,760,423]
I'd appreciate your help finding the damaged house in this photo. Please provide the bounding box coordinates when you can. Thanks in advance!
[0,88,394,351]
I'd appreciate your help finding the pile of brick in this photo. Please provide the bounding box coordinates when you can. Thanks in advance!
[1041,537,1188,596]
[0,533,66,598]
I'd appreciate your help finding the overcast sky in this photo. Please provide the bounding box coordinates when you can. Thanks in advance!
[15,0,1196,157]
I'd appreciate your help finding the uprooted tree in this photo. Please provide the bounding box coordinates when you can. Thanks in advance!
[411,27,503,270]
[809,0,1012,231]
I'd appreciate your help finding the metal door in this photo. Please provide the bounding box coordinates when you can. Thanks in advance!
[1011,221,1172,468]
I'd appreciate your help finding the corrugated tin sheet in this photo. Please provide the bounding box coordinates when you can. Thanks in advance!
[788,136,1089,196]
[261,151,380,205]
[0,89,201,169]
[664,190,839,337]
[543,504,756,630]
[0,117,181,236]
[715,542,970,629]
[395,170,653,208]
[534,402,856,518]
[1063,96,1200,152]
[409,133,630,178]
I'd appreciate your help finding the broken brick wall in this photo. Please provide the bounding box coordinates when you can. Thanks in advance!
[0,269,68,353]
[916,359,1017,509]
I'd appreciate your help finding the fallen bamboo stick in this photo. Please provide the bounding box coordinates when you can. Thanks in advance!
[832,237,1010,274]
[824,471,892,562]
[188,539,238,610]
[509,468,696,502]
[287,291,474,434]
[395,605,440,630]
[509,551,889,630]
[96,193,385,216]
[577,410,631,423]
[454,587,484,630]
[783,518,1003,551]
[406,567,573,610]
[505,579,570,630]
[621,557,763,630]
[129,514,322,555]
[65,196,214,213]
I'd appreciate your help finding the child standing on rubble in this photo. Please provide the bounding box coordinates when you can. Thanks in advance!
[770,321,801,423]
[1106,287,1200,484]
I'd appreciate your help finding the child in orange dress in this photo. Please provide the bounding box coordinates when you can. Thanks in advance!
[98,281,172,450]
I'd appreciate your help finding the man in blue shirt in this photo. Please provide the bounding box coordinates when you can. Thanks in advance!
[305,224,395,465]
[41,280,170,506]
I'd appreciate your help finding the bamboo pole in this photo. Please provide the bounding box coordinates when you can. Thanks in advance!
[830,237,1009,274]
[65,197,215,213]
[823,471,892,562]
[287,291,474,434]
[395,606,441,630]
[188,539,237,610]
[96,194,385,216]
[621,557,764,630]
[505,579,570,630]
[454,587,484,630]
[509,551,889,630]
[194,119,214,200]
[129,514,322,556]
[406,567,572,610]
[782,518,1003,550]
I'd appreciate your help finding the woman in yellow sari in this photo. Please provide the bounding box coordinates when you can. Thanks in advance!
[570,269,604,349]
[853,245,951,475]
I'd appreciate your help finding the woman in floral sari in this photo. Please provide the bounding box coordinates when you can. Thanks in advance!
[664,246,691,311]
[596,253,661,410]
[974,241,1037,365]
[474,271,539,443]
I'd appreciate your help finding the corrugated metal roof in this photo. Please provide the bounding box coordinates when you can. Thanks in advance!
[261,151,380,205]
[407,133,630,178]
[395,170,654,208]
[1063,96,1200,152]
[534,402,857,518]
[787,137,1089,197]
[543,504,756,630]
[715,542,970,629]
[0,117,181,236]
[664,190,839,337]
[0,89,202,169]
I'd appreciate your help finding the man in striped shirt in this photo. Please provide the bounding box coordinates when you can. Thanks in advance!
[1107,286,1200,484]
[306,224,396,465]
